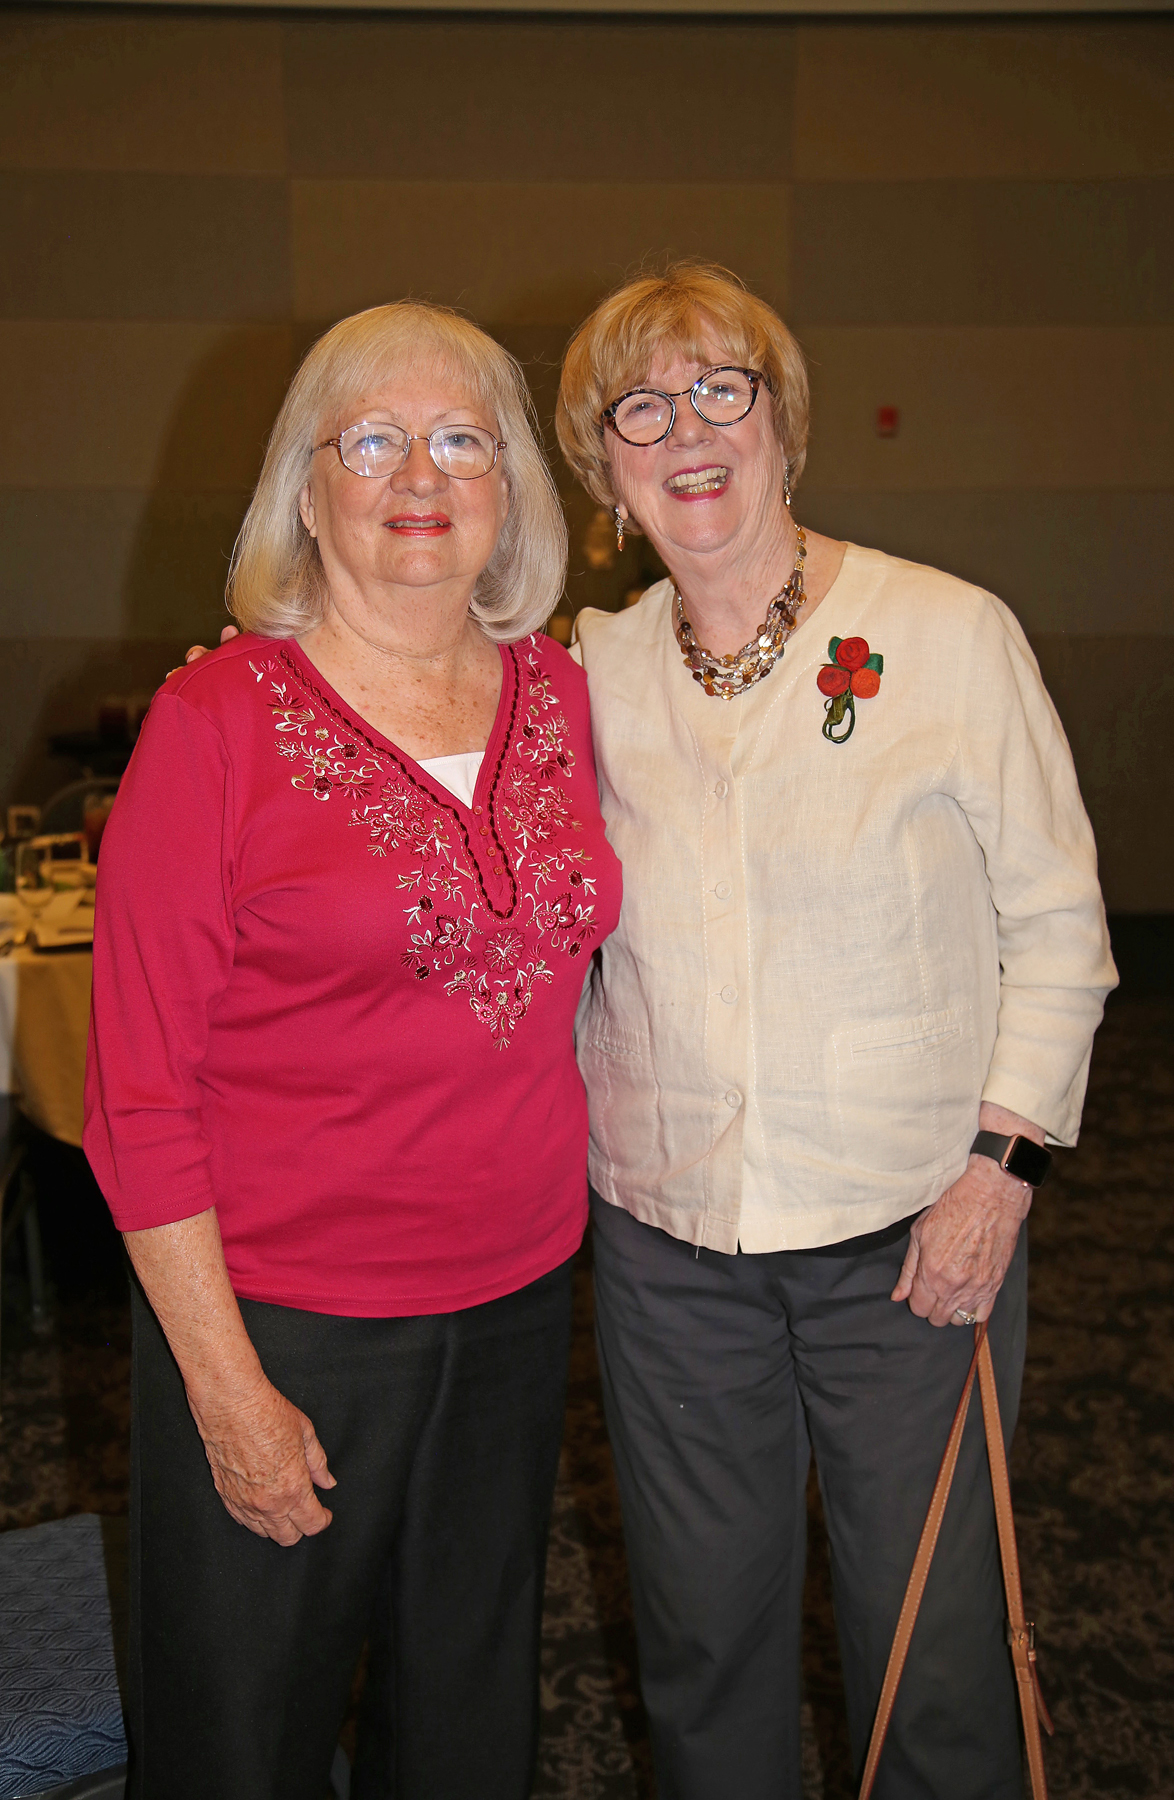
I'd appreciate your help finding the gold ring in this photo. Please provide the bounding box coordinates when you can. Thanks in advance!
[954,1308,978,1326]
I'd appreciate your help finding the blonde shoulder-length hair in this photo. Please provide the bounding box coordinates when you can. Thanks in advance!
[228,302,567,642]
[556,261,809,515]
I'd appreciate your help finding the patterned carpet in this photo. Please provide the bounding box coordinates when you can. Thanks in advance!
[2,995,1171,1799]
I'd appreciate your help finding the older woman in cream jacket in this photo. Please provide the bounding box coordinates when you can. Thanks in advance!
[555,262,1114,1800]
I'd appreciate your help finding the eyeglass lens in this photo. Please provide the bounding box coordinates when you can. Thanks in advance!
[610,369,756,446]
[338,422,500,479]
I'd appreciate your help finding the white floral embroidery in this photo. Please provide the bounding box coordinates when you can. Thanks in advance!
[252,660,381,801]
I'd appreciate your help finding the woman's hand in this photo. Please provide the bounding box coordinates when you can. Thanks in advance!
[166,624,240,677]
[188,1373,335,1546]
[124,1208,336,1547]
[187,624,240,662]
[891,1104,1042,1327]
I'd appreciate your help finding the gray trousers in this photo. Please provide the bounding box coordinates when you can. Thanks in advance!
[590,1191,1027,1800]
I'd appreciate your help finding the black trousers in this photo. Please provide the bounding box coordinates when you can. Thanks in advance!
[127,1258,574,1800]
[590,1192,1027,1800]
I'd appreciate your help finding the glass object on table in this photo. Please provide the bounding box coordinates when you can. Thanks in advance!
[15,840,53,918]
[17,835,89,913]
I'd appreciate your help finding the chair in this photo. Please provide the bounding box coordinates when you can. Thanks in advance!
[0,1504,355,1799]
[1,1104,50,1422]
[0,1515,127,1800]
[35,783,120,844]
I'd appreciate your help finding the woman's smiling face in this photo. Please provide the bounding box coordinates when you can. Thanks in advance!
[603,338,790,568]
[300,361,510,604]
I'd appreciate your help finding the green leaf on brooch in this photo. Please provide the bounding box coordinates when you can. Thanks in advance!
[828,636,842,660]
[864,652,884,674]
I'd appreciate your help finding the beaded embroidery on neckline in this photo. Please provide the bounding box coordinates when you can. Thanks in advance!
[274,641,521,920]
[249,637,601,1048]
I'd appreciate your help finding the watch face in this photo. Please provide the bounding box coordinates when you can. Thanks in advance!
[1006,1137,1052,1187]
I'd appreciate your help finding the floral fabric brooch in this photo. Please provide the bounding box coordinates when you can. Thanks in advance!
[816,636,883,743]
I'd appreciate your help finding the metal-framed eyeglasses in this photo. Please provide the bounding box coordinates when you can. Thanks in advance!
[313,420,506,481]
[601,366,763,447]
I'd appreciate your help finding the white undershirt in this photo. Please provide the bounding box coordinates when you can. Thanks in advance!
[416,751,485,809]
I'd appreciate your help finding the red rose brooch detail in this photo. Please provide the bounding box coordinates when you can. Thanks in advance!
[816,636,883,743]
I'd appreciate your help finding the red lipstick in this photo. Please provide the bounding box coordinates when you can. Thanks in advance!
[384,512,453,536]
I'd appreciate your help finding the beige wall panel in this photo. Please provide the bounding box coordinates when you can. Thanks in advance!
[794,22,1174,181]
[0,173,291,321]
[0,323,297,492]
[800,327,1174,491]
[0,490,144,640]
[790,180,1173,327]
[291,181,788,324]
[1033,634,1174,913]
[1,638,192,813]
[283,18,792,183]
[0,10,285,174]
[798,489,1172,635]
[0,488,249,643]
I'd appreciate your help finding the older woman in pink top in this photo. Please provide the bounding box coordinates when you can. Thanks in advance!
[84,302,621,1800]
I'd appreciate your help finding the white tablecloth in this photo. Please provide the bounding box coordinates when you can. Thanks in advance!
[0,900,92,1148]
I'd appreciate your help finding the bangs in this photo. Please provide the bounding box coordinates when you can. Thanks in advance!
[602,300,764,407]
[309,311,503,438]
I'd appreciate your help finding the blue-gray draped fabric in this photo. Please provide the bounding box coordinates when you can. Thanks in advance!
[0,1514,126,1798]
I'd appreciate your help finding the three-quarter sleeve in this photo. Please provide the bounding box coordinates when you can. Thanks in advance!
[952,595,1117,1144]
[84,693,237,1230]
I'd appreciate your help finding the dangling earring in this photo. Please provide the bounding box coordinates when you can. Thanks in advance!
[783,463,793,510]
[614,506,626,553]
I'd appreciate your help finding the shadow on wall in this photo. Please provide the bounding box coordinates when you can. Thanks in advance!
[4,327,306,809]
[121,323,306,644]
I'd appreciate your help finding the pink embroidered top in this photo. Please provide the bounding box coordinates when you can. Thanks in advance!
[83,630,622,1318]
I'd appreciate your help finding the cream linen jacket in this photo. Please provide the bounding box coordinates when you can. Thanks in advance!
[572,542,1117,1254]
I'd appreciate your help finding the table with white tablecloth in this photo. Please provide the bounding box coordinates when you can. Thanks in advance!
[0,899,92,1149]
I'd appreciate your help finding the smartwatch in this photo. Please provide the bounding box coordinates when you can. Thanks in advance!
[970,1130,1052,1189]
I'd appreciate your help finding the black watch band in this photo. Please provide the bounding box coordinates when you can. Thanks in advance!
[970,1130,1052,1189]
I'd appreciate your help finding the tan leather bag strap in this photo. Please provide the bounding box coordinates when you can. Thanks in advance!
[858,1322,1054,1800]
[978,1326,1055,1786]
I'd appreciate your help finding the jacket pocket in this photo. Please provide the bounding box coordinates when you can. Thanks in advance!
[578,1019,660,1176]
[829,1006,977,1175]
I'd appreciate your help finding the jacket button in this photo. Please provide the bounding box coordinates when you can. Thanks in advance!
[714,881,732,900]
[714,780,728,798]
[725,1090,742,1109]
[721,985,738,1004]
